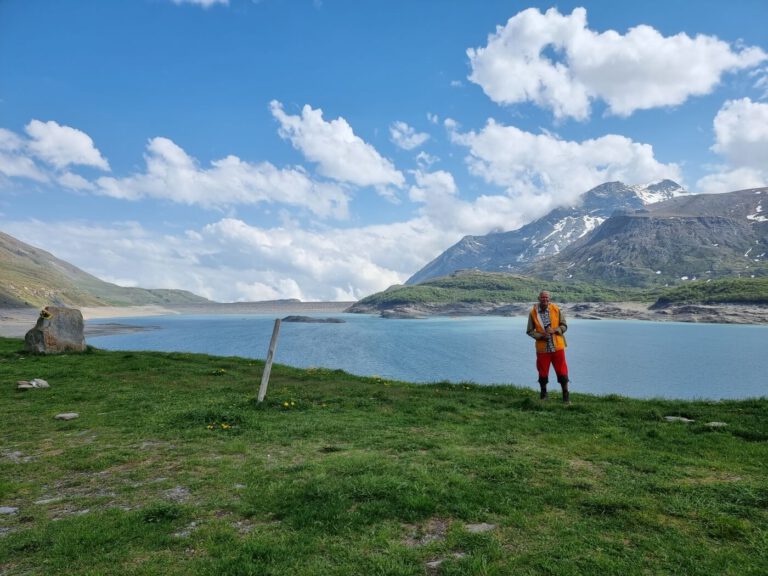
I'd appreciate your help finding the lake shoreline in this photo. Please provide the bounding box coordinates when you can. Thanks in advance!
[347,300,768,325]
[1,299,766,339]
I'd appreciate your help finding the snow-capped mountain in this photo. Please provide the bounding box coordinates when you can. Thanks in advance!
[406,180,686,285]
[530,187,768,286]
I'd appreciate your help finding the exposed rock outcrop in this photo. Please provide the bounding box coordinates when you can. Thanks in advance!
[281,315,345,323]
[24,306,86,353]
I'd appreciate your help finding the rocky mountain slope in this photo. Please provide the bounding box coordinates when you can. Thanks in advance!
[531,187,768,286]
[0,231,210,308]
[406,180,686,285]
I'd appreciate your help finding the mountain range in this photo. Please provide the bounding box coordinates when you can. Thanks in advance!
[407,181,768,288]
[0,231,210,308]
[2,180,767,310]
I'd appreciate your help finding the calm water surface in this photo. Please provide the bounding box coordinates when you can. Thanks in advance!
[86,313,767,400]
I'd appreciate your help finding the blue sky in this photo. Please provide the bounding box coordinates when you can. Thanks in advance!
[1,0,767,302]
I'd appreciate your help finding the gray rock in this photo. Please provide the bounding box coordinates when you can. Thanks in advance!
[664,416,695,423]
[705,421,728,428]
[0,506,18,515]
[466,522,496,533]
[16,379,49,390]
[281,315,345,323]
[25,307,86,354]
[55,412,80,421]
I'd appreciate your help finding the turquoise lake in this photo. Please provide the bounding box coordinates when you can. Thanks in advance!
[86,313,767,401]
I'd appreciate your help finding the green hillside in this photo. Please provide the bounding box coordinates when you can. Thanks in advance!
[652,277,768,306]
[0,231,210,308]
[354,271,768,310]
[354,271,658,308]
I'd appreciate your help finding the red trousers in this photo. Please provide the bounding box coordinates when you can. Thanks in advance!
[536,349,568,380]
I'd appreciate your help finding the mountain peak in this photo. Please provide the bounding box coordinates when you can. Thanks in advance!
[406,179,689,285]
[632,179,686,204]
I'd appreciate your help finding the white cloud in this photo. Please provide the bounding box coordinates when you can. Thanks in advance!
[467,7,767,119]
[0,127,50,182]
[25,120,110,170]
[696,98,768,193]
[415,151,439,169]
[696,167,766,195]
[95,137,350,218]
[1,172,529,302]
[711,98,768,168]
[389,121,430,150]
[57,172,95,191]
[409,169,525,233]
[450,119,681,212]
[270,101,405,190]
[170,0,228,7]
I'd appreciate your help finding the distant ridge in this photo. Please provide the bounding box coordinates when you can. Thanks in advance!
[0,231,211,308]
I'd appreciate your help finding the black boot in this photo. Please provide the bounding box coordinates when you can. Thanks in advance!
[558,375,570,404]
[538,376,548,400]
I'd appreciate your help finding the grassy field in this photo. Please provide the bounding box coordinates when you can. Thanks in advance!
[0,337,766,575]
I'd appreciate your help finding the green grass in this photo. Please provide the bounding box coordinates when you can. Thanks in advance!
[0,337,766,575]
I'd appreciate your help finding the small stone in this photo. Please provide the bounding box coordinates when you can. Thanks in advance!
[16,382,34,390]
[31,379,50,388]
[55,412,80,421]
[466,522,496,534]
[705,421,727,428]
[664,416,694,423]
[0,506,18,515]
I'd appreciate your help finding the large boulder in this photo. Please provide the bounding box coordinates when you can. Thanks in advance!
[24,306,86,354]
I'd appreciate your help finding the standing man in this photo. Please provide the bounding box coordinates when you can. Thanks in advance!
[526,290,570,403]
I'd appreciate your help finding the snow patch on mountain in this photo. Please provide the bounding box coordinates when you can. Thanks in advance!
[747,201,766,222]
[631,179,687,204]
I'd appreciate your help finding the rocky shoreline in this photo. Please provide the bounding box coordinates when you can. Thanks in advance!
[346,301,768,325]
[1,300,766,339]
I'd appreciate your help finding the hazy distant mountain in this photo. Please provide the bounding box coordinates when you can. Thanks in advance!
[0,231,211,308]
[406,180,686,285]
[530,187,768,286]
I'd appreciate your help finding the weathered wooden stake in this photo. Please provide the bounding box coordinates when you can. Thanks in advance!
[258,318,281,402]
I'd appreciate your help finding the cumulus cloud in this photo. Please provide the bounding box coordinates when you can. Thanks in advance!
[467,7,767,119]
[415,151,439,169]
[2,161,535,302]
[0,124,108,185]
[2,216,430,302]
[25,120,110,170]
[450,118,681,211]
[270,100,405,190]
[696,98,768,193]
[711,98,768,168]
[0,128,49,182]
[95,137,350,218]
[389,121,430,150]
[696,168,766,195]
[409,169,525,233]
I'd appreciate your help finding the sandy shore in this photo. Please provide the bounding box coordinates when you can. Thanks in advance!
[0,303,354,338]
[0,305,180,338]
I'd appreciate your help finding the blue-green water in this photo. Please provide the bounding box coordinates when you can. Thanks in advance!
[86,313,767,400]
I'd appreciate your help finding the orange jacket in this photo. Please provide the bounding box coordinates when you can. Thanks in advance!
[527,303,567,353]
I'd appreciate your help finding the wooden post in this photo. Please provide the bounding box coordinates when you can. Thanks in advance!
[258,318,281,402]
